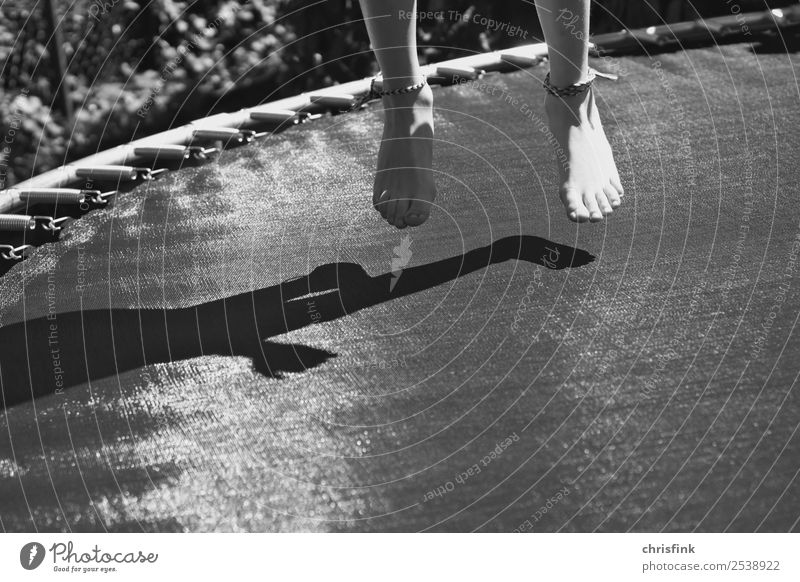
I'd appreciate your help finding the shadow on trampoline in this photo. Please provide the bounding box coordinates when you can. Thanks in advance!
[0,235,593,409]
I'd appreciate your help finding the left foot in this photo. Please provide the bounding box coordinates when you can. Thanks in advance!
[373,82,436,229]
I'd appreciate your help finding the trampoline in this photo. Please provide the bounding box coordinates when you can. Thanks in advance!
[0,34,799,532]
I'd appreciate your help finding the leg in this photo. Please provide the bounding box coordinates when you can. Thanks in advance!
[535,0,624,222]
[360,0,436,228]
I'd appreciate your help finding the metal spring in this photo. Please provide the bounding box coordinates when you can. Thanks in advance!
[249,109,299,124]
[135,145,192,160]
[309,94,356,109]
[192,127,243,142]
[17,189,86,206]
[500,54,542,68]
[0,214,36,231]
[192,127,265,144]
[76,166,139,181]
[435,65,485,80]
[76,166,168,182]
[135,146,218,161]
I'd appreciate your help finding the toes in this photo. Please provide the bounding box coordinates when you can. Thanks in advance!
[596,190,613,215]
[561,188,590,223]
[404,198,431,227]
[393,198,410,228]
[373,174,388,208]
[385,198,398,225]
[610,174,625,197]
[375,190,389,218]
[604,184,621,209]
[569,209,590,223]
[583,191,604,222]
[384,196,410,228]
[404,212,428,227]
[374,187,432,228]
[573,205,591,223]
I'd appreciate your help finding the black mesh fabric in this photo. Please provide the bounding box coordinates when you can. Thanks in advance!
[1,42,799,532]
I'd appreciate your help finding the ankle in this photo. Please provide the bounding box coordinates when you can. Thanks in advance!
[382,83,434,125]
[544,88,593,120]
[382,82,433,108]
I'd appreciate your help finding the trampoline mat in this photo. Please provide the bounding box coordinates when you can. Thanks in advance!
[1,42,799,532]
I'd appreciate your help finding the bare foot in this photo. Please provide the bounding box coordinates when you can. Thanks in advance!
[373,82,436,229]
[544,87,624,223]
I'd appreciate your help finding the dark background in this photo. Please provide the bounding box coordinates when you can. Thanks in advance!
[0,0,793,187]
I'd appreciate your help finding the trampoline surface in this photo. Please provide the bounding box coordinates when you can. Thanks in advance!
[1,42,799,532]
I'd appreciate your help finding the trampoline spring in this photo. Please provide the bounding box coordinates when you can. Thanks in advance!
[15,188,88,206]
[0,244,31,261]
[249,108,299,125]
[27,190,117,207]
[134,145,219,161]
[434,65,485,81]
[134,145,189,161]
[192,127,239,141]
[0,214,66,232]
[75,165,169,182]
[192,127,264,144]
[500,53,542,68]
[76,165,136,181]
[309,94,357,110]
[0,214,36,231]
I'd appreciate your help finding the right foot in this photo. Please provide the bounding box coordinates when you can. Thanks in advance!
[373,82,437,229]
[544,86,624,223]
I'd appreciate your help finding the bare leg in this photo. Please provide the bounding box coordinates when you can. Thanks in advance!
[535,0,624,222]
[360,0,436,228]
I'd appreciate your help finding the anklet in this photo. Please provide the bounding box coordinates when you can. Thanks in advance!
[375,77,428,98]
[351,76,428,111]
[543,68,597,97]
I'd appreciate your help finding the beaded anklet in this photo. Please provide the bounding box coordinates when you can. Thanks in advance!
[542,68,597,97]
[351,76,428,111]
